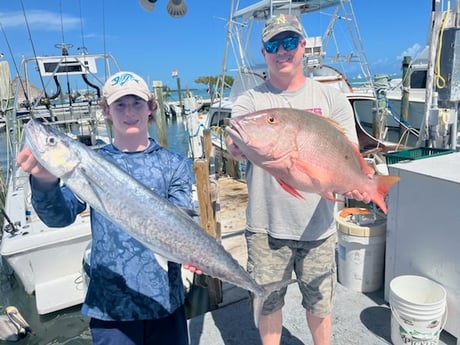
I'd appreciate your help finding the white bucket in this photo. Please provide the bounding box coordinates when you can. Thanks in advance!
[389,275,447,345]
[335,208,386,292]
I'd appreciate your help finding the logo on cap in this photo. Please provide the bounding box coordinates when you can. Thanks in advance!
[262,14,304,43]
[103,71,150,105]
[110,73,141,87]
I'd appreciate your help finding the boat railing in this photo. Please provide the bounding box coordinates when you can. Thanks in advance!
[5,49,120,188]
[215,0,375,104]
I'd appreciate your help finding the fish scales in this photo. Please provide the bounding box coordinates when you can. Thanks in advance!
[225,108,400,214]
[24,119,288,327]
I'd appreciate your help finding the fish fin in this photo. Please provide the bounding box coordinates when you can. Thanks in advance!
[276,179,304,199]
[252,279,296,328]
[78,167,109,211]
[79,166,103,190]
[372,175,401,214]
[155,254,170,271]
[323,116,347,132]
[179,207,199,218]
[291,158,326,185]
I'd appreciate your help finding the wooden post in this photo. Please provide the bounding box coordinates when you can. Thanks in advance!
[193,159,217,238]
[190,159,223,315]
[400,56,411,138]
[152,80,168,148]
[203,129,213,162]
[176,77,183,116]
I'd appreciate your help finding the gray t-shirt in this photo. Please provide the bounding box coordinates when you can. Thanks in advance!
[232,78,358,241]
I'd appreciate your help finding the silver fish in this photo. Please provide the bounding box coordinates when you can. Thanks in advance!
[24,119,287,327]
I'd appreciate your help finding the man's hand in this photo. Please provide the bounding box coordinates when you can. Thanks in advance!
[344,190,371,203]
[183,264,203,275]
[343,173,374,203]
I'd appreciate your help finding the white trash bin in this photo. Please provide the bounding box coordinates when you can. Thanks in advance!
[335,208,386,293]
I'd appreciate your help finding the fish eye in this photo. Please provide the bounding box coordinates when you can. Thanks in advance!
[267,116,276,124]
[46,136,57,146]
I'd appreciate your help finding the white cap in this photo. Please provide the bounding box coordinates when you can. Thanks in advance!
[103,71,151,105]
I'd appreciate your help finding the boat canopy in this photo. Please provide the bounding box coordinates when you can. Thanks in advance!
[232,0,342,20]
[35,55,98,77]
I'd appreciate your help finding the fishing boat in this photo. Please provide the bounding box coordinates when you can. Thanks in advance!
[356,48,429,145]
[184,0,401,177]
[355,4,460,151]
[383,48,428,130]
[190,0,460,173]
[0,44,120,315]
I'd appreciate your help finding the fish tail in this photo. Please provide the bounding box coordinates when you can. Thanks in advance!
[252,279,296,328]
[373,175,401,214]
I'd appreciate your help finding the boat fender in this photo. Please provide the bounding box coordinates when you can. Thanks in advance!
[0,306,32,342]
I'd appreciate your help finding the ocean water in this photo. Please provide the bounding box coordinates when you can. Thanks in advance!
[0,117,192,344]
[167,88,213,103]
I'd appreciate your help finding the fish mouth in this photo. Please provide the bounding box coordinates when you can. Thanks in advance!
[225,119,248,145]
[24,119,46,153]
[25,119,69,156]
[226,117,292,170]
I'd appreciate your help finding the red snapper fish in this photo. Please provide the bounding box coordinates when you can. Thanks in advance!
[225,108,400,214]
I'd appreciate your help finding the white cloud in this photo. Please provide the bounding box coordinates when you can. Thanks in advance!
[0,10,81,31]
[397,43,423,60]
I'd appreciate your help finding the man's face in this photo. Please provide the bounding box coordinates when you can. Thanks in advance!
[262,32,305,75]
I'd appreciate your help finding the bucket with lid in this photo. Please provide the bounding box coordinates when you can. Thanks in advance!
[335,207,386,292]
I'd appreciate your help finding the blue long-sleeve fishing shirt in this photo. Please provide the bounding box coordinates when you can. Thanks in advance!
[30,138,194,321]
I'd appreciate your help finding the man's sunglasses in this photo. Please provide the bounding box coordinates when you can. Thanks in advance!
[263,36,301,54]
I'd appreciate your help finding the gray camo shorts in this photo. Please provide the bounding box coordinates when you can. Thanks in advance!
[245,231,337,317]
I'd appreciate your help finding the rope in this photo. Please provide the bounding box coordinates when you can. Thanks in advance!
[188,123,205,138]
[434,0,450,90]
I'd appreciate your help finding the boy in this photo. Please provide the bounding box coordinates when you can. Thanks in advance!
[17,71,194,345]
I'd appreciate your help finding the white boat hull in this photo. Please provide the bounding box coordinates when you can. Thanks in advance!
[1,49,120,316]
[355,93,425,130]
[1,169,91,314]
[385,86,426,130]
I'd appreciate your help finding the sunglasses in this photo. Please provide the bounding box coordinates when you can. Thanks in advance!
[263,36,301,54]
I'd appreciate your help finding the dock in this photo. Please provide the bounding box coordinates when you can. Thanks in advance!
[217,177,248,266]
[187,177,456,345]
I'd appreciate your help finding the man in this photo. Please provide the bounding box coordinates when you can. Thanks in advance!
[225,14,371,345]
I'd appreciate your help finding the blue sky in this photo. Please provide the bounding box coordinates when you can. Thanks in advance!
[0,0,433,91]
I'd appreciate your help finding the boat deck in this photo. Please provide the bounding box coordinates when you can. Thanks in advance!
[187,177,456,345]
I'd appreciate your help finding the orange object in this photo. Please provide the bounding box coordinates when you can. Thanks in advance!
[339,207,370,218]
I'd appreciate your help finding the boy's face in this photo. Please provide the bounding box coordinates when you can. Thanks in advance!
[105,95,151,136]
